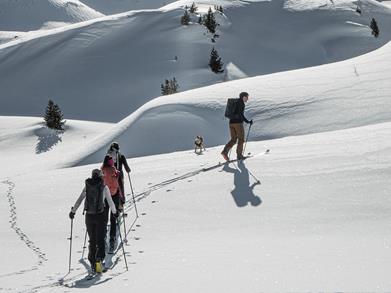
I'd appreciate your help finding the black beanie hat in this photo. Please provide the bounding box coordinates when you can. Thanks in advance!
[239,92,249,99]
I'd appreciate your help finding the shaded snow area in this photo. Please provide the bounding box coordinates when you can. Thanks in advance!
[0,0,104,32]
[0,0,391,121]
[1,0,391,292]
[79,0,178,14]
[62,40,391,165]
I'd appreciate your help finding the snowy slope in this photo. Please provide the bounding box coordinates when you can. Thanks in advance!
[0,0,104,32]
[59,39,391,166]
[0,122,390,292]
[0,116,112,176]
[0,0,390,121]
[80,0,177,14]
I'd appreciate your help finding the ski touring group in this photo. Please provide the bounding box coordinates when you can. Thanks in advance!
[66,92,254,280]
[68,142,131,279]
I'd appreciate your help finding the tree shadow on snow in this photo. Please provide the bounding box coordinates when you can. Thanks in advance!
[222,161,262,207]
[35,127,63,154]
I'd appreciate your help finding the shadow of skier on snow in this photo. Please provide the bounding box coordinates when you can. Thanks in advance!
[222,161,262,207]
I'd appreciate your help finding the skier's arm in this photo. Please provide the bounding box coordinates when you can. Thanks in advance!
[240,107,250,123]
[121,155,131,173]
[238,101,250,123]
[71,187,86,213]
[103,186,117,214]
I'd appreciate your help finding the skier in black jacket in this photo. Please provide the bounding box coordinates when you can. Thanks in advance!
[221,92,253,161]
[107,142,131,205]
[69,169,118,275]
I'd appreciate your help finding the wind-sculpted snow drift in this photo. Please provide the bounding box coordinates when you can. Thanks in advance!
[62,40,391,166]
[0,0,390,122]
[0,0,104,31]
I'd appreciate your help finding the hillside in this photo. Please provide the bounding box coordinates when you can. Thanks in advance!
[0,0,390,122]
[59,39,391,166]
[0,120,390,292]
[80,0,177,14]
[0,0,104,32]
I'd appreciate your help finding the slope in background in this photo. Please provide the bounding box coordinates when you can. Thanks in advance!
[0,0,390,122]
[0,0,104,31]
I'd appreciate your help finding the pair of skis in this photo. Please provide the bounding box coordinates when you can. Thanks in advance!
[221,149,270,164]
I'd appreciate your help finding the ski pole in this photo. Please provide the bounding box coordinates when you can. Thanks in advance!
[81,229,87,260]
[243,123,252,155]
[68,218,74,273]
[122,213,128,244]
[127,173,139,218]
[116,219,129,271]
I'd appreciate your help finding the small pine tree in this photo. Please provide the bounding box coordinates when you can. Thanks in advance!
[214,5,223,13]
[209,47,224,73]
[189,2,198,13]
[370,18,379,38]
[44,99,66,130]
[203,7,217,34]
[161,78,180,95]
[181,10,190,25]
[355,4,361,15]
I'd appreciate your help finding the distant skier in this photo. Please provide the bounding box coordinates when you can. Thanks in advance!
[107,142,131,207]
[101,155,121,253]
[69,169,118,275]
[221,92,253,161]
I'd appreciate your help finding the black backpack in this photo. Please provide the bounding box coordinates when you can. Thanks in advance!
[224,98,240,119]
[84,178,105,215]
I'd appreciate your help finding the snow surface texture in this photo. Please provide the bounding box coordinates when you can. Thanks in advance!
[1,0,391,291]
[0,0,390,122]
[62,39,391,166]
[0,0,104,31]
[80,0,178,14]
[0,122,390,292]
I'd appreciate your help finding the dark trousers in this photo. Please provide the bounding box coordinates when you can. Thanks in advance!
[85,213,106,268]
[104,193,120,244]
[118,173,125,203]
[224,123,245,156]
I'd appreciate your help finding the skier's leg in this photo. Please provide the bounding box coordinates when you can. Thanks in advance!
[96,213,106,262]
[109,194,120,245]
[85,215,97,270]
[236,123,245,157]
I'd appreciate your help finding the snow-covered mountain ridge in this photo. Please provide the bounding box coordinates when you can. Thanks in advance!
[0,0,104,31]
[0,0,390,122]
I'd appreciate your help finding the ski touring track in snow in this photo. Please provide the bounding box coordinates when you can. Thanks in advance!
[123,149,270,220]
[0,179,48,290]
[15,211,134,292]
[2,149,269,292]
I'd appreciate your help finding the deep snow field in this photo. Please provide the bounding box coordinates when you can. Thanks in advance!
[1,0,391,292]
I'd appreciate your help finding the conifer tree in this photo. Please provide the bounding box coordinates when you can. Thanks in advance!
[181,10,190,25]
[161,78,180,95]
[214,5,223,13]
[189,2,198,13]
[355,4,361,15]
[203,7,217,34]
[44,99,66,130]
[370,18,379,38]
[209,47,224,73]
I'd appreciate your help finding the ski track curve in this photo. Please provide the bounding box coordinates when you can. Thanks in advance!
[0,179,48,279]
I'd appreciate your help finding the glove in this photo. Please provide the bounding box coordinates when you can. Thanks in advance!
[69,211,75,219]
[249,120,253,125]
[114,211,120,218]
